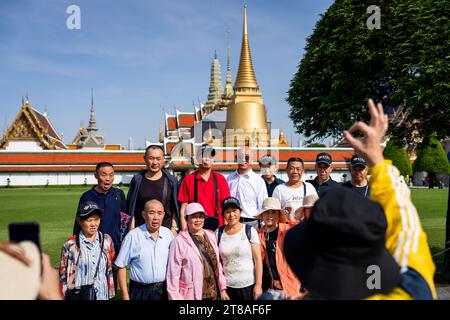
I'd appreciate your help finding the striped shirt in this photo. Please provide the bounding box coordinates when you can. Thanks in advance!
[75,232,109,300]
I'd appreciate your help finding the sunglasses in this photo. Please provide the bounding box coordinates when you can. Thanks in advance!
[236,154,251,162]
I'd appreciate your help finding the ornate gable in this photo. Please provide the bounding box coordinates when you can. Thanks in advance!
[8,114,37,140]
[71,127,88,145]
[0,100,67,150]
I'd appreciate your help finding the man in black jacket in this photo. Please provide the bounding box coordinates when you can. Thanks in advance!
[306,152,340,197]
[126,145,180,235]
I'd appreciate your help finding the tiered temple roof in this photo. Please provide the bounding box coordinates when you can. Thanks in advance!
[0,99,67,150]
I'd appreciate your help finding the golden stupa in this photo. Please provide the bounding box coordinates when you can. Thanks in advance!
[224,6,271,147]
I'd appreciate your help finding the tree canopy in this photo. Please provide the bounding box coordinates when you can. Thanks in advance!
[413,134,449,174]
[287,0,449,142]
[383,138,412,178]
[306,143,326,148]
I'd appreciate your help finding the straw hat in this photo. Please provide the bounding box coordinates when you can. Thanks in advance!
[256,197,288,223]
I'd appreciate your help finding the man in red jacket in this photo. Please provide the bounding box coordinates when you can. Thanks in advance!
[178,144,231,230]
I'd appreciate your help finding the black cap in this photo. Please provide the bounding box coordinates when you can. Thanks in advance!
[316,152,332,166]
[77,201,103,218]
[199,144,216,158]
[283,188,400,299]
[350,155,367,167]
[222,197,242,215]
[259,155,277,166]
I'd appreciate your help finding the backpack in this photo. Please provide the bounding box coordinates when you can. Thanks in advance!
[114,188,131,242]
[217,224,252,245]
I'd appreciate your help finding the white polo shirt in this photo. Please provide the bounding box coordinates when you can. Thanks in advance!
[227,169,268,219]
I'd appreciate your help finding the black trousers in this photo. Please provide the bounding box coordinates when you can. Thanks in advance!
[129,280,168,300]
[227,284,254,301]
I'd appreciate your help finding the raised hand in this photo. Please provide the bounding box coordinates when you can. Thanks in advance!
[38,254,62,300]
[343,99,388,167]
[0,242,32,266]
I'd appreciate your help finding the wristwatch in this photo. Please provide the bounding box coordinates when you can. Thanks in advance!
[171,226,179,231]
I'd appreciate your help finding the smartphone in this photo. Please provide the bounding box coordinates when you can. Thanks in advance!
[8,222,41,252]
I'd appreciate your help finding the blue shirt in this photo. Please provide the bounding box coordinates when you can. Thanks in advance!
[114,224,174,284]
[76,232,108,300]
[307,177,341,197]
[342,181,371,198]
[74,187,126,253]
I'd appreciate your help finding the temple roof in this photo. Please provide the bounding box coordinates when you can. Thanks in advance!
[71,127,88,145]
[0,100,67,150]
[75,90,105,148]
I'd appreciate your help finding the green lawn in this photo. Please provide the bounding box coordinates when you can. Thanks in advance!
[0,186,448,281]
[411,188,449,282]
[0,186,128,267]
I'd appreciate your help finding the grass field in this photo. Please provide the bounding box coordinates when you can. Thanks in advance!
[0,186,128,267]
[0,186,448,281]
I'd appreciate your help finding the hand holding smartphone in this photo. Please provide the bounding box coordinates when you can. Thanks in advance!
[8,222,41,252]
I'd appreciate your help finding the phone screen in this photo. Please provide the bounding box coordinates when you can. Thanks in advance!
[8,222,41,251]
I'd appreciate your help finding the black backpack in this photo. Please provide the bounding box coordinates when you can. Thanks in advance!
[217,224,252,245]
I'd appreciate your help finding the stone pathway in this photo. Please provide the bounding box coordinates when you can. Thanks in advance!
[436,286,450,300]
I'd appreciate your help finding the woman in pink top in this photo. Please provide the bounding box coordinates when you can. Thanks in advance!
[167,203,229,300]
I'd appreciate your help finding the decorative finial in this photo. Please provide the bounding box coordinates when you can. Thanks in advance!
[214,49,217,60]
[243,5,248,35]
[88,89,97,131]
[234,5,259,90]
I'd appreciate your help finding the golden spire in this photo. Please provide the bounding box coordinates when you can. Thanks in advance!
[234,5,259,91]
[224,5,268,146]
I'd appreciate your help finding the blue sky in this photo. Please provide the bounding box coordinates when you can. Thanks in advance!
[0,0,334,148]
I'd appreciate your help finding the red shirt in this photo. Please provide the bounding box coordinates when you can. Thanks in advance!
[178,170,231,226]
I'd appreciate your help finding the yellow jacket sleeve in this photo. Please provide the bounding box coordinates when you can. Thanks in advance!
[369,160,436,299]
[367,287,413,300]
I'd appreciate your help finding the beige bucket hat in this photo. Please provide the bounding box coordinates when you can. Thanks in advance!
[256,197,288,223]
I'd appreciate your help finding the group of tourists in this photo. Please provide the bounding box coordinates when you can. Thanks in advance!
[55,99,436,300]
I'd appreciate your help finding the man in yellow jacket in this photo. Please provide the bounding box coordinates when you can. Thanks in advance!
[284,99,436,300]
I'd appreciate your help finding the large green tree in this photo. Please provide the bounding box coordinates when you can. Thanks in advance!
[288,0,449,142]
[413,134,449,187]
[413,134,449,173]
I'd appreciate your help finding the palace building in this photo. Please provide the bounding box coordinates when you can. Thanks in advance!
[0,6,356,187]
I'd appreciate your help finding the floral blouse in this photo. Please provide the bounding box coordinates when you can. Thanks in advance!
[59,232,116,299]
